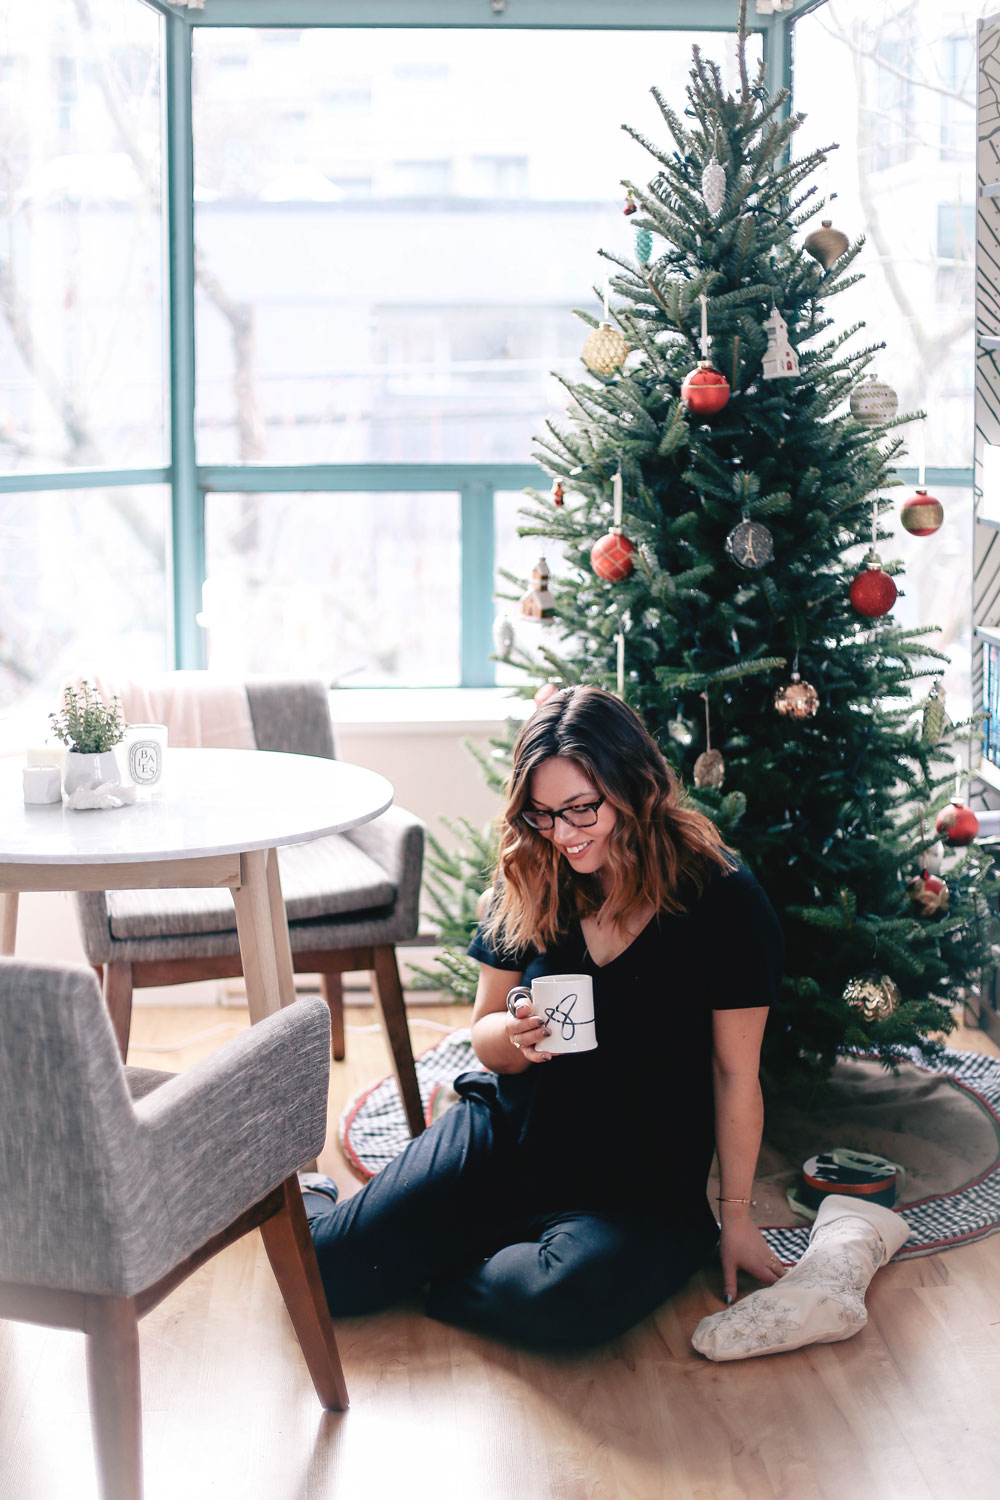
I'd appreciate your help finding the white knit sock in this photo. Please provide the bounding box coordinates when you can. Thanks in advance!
[691,1194,910,1362]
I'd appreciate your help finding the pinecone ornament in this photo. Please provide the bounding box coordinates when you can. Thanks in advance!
[693,748,725,788]
[921,680,948,745]
[701,157,726,217]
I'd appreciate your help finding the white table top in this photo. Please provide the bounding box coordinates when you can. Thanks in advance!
[1,749,393,865]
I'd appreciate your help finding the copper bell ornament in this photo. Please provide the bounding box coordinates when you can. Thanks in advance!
[804,219,849,270]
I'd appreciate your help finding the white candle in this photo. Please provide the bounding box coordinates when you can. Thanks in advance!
[603,277,610,323]
[613,467,623,528]
[26,745,66,769]
[616,632,625,697]
[700,293,709,358]
[23,766,62,804]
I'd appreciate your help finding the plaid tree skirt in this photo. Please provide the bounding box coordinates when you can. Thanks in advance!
[339,1031,1000,1262]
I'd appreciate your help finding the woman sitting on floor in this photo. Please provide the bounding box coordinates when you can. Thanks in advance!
[301,684,785,1350]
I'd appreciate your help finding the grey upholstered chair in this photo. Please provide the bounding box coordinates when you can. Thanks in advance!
[0,958,347,1500]
[74,678,426,1136]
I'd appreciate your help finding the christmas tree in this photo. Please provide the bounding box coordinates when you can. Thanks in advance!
[419,1,997,1094]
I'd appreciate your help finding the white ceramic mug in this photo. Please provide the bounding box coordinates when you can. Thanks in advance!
[123,723,167,788]
[506,973,597,1055]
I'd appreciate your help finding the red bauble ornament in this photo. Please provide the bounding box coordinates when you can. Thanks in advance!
[935,800,979,847]
[849,551,897,618]
[533,681,560,708]
[590,527,636,582]
[551,480,565,507]
[900,488,944,537]
[681,361,731,416]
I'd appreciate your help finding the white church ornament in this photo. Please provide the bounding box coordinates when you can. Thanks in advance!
[761,308,799,380]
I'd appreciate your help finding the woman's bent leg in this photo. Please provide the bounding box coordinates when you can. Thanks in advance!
[306,1096,512,1316]
[426,1209,717,1351]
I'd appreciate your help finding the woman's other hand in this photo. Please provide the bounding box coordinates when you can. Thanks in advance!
[719,1213,786,1304]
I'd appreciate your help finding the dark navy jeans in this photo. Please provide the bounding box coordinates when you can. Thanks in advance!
[304,1088,717,1352]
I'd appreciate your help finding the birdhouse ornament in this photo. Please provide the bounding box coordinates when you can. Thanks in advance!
[762,307,799,380]
[519,558,556,622]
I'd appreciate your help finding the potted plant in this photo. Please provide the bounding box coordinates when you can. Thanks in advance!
[49,682,128,796]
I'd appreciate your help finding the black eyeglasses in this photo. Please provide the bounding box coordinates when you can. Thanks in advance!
[519,797,605,832]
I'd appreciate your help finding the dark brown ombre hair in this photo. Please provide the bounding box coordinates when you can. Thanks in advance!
[488,685,734,953]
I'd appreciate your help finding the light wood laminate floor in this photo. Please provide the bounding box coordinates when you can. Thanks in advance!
[2,1001,999,1500]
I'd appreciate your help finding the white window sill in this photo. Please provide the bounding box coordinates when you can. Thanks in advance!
[329,686,533,735]
[0,687,532,759]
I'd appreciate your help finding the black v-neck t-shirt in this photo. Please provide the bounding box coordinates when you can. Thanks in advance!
[465,862,784,1221]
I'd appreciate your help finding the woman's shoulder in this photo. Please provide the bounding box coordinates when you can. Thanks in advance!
[684,858,779,924]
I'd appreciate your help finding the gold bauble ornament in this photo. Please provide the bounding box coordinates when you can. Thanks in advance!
[582,322,628,375]
[773,672,819,720]
[843,971,901,1024]
[804,219,849,270]
[693,748,725,789]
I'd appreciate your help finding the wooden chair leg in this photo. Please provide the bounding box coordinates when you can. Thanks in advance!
[258,1178,349,1412]
[320,971,346,1061]
[84,1295,143,1500]
[371,946,424,1137]
[104,963,134,1062]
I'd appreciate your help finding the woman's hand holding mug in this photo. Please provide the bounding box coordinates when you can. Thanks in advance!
[505,989,552,1062]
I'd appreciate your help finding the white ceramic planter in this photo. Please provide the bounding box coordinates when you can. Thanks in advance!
[63,749,121,798]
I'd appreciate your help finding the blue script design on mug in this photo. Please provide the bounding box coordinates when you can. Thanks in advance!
[506,973,597,1054]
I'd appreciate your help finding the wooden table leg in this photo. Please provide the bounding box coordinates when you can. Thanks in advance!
[233,849,282,1025]
[265,847,297,1010]
[1,892,18,956]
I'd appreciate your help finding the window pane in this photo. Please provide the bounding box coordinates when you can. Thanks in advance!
[0,487,170,716]
[191,27,759,465]
[793,1,984,468]
[0,0,165,472]
[203,491,460,686]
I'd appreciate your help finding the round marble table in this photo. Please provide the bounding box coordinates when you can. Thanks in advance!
[0,748,393,1032]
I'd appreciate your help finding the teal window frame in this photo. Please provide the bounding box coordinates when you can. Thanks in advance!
[9,0,972,689]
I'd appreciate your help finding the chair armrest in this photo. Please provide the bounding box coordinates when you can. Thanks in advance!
[133,998,331,1255]
[345,805,425,935]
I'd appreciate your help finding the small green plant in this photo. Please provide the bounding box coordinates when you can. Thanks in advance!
[49,682,127,754]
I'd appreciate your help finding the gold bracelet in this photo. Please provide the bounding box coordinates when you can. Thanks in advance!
[717,1196,756,1205]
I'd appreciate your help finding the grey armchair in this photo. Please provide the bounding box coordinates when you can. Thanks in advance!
[74,678,426,1136]
[0,958,347,1500]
